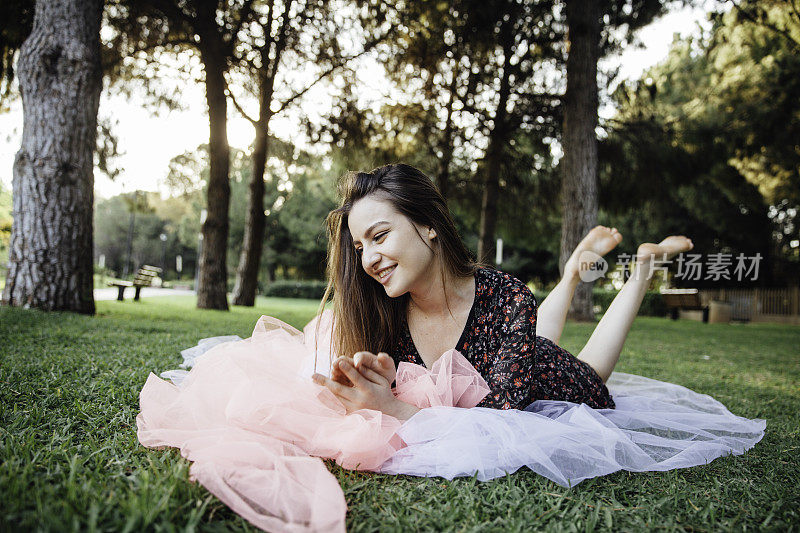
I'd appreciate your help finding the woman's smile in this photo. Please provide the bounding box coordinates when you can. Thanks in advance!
[377,265,396,283]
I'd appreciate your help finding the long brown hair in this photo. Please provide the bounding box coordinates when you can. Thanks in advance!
[316,164,481,369]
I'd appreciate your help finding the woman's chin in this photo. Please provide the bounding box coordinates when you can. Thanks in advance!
[384,286,400,298]
[382,280,404,298]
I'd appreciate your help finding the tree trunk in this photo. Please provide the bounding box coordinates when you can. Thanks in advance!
[559,0,600,321]
[196,43,231,310]
[437,152,451,203]
[232,34,285,305]
[231,122,270,306]
[232,3,292,306]
[477,29,513,265]
[436,73,458,202]
[477,125,506,265]
[2,0,102,314]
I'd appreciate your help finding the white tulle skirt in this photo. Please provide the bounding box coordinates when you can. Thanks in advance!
[381,372,766,486]
[138,312,765,532]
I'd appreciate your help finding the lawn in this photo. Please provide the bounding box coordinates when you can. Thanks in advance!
[1,296,798,531]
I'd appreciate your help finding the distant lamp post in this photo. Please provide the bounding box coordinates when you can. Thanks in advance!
[496,238,503,266]
[98,254,106,286]
[159,233,167,275]
[194,209,207,291]
[123,190,138,278]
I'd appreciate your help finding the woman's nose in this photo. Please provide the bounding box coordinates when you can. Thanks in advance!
[363,246,381,270]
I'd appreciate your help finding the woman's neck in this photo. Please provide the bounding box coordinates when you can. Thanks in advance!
[408,266,475,320]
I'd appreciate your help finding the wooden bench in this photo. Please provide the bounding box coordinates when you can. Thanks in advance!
[661,288,709,323]
[108,265,163,301]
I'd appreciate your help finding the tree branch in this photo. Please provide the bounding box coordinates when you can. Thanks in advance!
[730,0,800,50]
[227,0,257,47]
[511,89,562,101]
[139,0,196,30]
[273,60,349,114]
[790,0,800,25]
[133,37,195,54]
[266,0,292,81]
[102,37,196,70]
[225,78,259,126]
[274,26,397,114]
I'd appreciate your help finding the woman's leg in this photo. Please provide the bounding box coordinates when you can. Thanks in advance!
[537,226,622,345]
[536,273,580,345]
[576,236,694,382]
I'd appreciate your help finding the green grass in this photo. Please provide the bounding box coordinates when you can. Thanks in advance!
[1,297,798,531]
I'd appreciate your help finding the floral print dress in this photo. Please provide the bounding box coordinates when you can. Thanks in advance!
[392,267,615,410]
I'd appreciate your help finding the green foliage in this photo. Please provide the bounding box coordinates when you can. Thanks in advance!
[0,0,33,110]
[1,298,798,530]
[532,289,668,317]
[709,4,800,206]
[82,0,800,293]
[254,280,668,319]
[313,0,683,288]
[94,143,338,285]
[261,280,328,300]
[601,3,800,286]
[94,192,193,279]
[593,290,667,317]
[270,171,337,279]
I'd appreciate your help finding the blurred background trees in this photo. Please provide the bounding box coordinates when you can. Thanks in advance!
[1,0,798,314]
[601,0,800,286]
[93,143,337,288]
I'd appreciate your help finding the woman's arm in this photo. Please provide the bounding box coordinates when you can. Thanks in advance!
[318,287,538,414]
[313,356,420,421]
[478,289,538,410]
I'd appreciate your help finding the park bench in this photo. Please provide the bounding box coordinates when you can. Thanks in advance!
[108,265,162,301]
[661,288,709,323]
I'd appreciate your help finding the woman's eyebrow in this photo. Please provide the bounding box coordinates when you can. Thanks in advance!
[353,220,390,244]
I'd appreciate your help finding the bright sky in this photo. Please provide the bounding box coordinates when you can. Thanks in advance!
[0,1,723,200]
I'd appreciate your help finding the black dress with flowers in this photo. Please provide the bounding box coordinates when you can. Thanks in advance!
[391,267,615,410]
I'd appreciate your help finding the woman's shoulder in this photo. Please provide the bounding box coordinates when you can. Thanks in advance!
[476,267,537,308]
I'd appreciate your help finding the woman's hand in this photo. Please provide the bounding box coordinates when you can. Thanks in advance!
[313,357,419,421]
[330,351,396,387]
[329,355,356,387]
[354,351,397,384]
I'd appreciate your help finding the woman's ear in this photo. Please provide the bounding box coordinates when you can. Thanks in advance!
[428,227,437,240]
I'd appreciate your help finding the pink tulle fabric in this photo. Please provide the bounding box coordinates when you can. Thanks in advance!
[138,311,765,531]
[136,312,489,532]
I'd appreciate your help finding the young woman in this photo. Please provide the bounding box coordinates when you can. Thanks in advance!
[138,163,763,531]
[310,163,693,420]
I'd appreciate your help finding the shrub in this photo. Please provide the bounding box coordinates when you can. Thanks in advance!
[532,289,667,317]
[259,281,667,317]
[592,290,667,317]
[262,280,327,300]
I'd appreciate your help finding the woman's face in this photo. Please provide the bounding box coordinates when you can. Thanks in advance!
[348,194,437,298]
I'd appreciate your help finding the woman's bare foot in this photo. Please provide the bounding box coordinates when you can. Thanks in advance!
[634,236,694,280]
[564,225,624,279]
[636,235,694,264]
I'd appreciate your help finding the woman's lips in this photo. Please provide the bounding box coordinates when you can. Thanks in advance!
[378,265,396,284]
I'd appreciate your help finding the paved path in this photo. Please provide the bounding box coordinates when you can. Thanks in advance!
[94,287,196,301]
